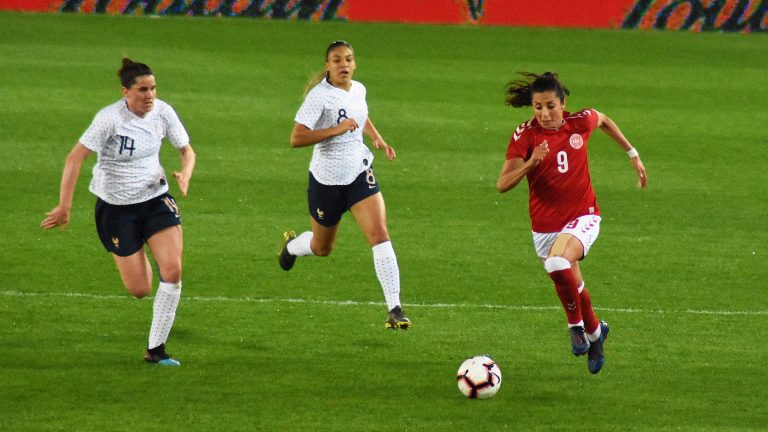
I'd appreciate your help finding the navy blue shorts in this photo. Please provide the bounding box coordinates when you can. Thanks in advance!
[95,193,182,257]
[307,168,381,227]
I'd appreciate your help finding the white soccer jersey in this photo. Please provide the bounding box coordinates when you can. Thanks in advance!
[294,79,373,185]
[79,98,189,205]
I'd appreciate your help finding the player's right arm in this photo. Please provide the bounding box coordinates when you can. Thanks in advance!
[41,143,93,230]
[496,141,549,193]
[290,120,359,148]
[290,87,359,148]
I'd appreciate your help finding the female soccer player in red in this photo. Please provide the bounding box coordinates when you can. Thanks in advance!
[497,72,647,374]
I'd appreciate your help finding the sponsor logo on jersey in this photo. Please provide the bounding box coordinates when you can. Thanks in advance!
[569,134,584,150]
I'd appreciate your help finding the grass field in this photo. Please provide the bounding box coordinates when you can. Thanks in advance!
[1,11,767,431]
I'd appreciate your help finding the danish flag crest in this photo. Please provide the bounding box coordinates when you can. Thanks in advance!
[569,133,584,149]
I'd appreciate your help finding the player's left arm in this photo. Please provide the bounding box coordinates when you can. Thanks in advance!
[595,110,647,189]
[364,118,396,161]
[173,144,196,197]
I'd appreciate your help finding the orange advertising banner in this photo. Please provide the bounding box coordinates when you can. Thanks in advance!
[1,0,765,32]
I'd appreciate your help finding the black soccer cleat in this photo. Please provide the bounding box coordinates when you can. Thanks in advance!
[144,343,181,366]
[569,325,590,356]
[587,321,610,374]
[386,306,412,330]
[279,231,297,271]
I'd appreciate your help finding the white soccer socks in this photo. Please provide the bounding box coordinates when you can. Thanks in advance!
[148,281,181,350]
[372,241,401,311]
[287,231,315,256]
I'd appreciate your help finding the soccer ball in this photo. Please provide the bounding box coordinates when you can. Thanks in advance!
[456,355,502,399]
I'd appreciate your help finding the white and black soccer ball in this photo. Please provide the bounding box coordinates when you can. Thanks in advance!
[456,355,502,399]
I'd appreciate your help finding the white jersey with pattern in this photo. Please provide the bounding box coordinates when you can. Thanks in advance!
[294,79,373,185]
[79,98,189,205]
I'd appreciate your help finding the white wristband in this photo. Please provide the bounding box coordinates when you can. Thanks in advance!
[627,148,639,158]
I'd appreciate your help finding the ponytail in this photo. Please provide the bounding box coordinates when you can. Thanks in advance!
[303,70,327,96]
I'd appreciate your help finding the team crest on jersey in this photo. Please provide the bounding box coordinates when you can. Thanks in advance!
[112,237,120,249]
[316,208,325,220]
[569,134,584,149]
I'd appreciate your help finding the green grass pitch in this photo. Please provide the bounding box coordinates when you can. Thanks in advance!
[1,11,767,431]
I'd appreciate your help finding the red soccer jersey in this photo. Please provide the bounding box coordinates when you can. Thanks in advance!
[505,109,600,232]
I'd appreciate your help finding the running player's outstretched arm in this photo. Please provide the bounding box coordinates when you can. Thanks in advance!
[173,144,196,198]
[596,111,648,189]
[364,118,395,160]
[41,143,93,229]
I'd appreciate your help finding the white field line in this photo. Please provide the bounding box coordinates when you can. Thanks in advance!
[2,290,767,316]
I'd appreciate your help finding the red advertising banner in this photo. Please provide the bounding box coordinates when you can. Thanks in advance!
[345,0,633,29]
[0,0,49,10]
[1,0,766,32]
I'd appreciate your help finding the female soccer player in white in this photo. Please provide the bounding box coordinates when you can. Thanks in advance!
[497,72,647,374]
[41,58,196,366]
[279,41,412,330]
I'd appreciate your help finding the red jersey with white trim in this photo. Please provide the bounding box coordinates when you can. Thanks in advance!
[505,109,600,232]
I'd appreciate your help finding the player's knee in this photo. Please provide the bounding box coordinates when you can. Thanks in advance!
[127,283,152,299]
[371,235,390,247]
[312,244,333,257]
[159,262,182,283]
[367,229,390,247]
[543,256,571,273]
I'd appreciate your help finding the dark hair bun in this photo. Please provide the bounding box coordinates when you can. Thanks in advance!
[117,58,153,88]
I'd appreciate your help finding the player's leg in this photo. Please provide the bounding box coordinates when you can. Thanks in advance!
[143,225,183,366]
[112,251,153,298]
[557,215,609,373]
[570,262,600,340]
[308,218,339,256]
[571,261,609,373]
[97,197,153,298]
[545,233,589,355]
[96,196,178,362]
[138,194,184,366]
[279,173,343,270]
[350,191,411,330]
[280,219,340,270]
[113,247,181,365]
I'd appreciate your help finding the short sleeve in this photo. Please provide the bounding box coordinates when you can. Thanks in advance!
[570,109,599,133]
[294,87,324,130]
[162,104,190,149]
[79,109,113,152]
[505,121,532,160]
